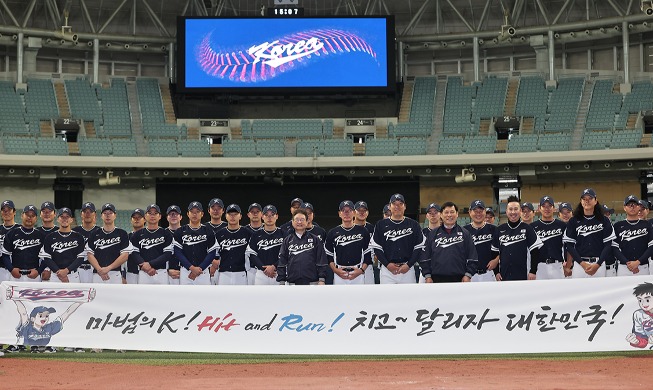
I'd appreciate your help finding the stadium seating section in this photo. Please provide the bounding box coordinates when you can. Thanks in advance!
[0,74,650,158]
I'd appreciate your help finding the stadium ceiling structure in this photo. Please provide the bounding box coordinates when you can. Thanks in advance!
[0,0,652,48]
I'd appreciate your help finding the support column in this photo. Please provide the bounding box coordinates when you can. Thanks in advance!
[93,39,99,84]
[16,32,24,86]
[398,41,404,82]
[621,21,631,94]
[23,37,42,79]
[168,42,175,83]
[473,36,479,82]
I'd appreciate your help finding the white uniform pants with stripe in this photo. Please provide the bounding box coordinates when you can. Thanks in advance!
[217,271,248,285]
[125,272,138,285]
[617,263,650,277]
[571,263,606,278]
[138,269,169,284]
[379,265,416,284]
[10,274,41,282]
[536,262,565,280]
[78,266,94,283]
[605,263,617,277]
[92,270,123,284]
[254,271,279,285]
[45,271,80,283]
[180,268,210,285]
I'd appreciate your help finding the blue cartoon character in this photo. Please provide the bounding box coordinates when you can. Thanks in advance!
[14,300,84,347]
[626,282,653,349]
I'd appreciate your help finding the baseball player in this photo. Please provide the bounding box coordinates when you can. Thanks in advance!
[166,205,182,284]
[558,202,573,223]
[520,202,535,224]
[639,200,650,221]
[277,209,328,285]
[563,188,616,279]
[130,204,174,284]
[531,196,568,280]
[303,202,326,240]
[39,207,85,283]
[1,205,45,282]
[173,201,218,285]
[370,194,425,284]
[125,208,145,284]
[0,199,18,283]
[243,203,263,284]
[354,200,377,284]
[603,204,615,219]
[86,203,134,284]
[464,200,499,282]
[246,205,284,285]
[626,282,653,348]
[491,195,543,281]
[212,204,252,285]
[325,200,371,285]
[485,207,496,225]
[72,202,101,284]
[205,198,227,284]
[420,201,478,283]
[280,197,304,236]
[382,204,391,219]
[612,195,653,277]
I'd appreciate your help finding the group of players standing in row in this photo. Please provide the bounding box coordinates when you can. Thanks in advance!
[1,187,650,292]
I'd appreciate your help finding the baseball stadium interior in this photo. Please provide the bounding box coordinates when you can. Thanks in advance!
[0,0,653,229]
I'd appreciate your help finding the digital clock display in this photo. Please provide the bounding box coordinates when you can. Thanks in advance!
[346,119,375,126]
[267,7,304,16]
[200,120,228,127]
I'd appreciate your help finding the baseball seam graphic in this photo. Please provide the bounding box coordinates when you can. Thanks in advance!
[196,29,378,83]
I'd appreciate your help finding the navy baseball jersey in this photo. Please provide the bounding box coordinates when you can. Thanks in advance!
[277,231,328,284]
[205,221,227,235]
[173,225,218,270]
[73,225,101,266]
[245,228,284,269]
[370,217,426,267]
[324,225,372,267]
[126,231,141,275]
[166,227,181,271]
[86,227,133,271]
[491,221,543,280]
[244,224,263,233]
[2,227,45,270]
[130,227,174,270]
[463,223,498,270]
[612,220,653,265]
[0,223,18,246]
[563,215,615,263]
[39,230,85,272]
[531,219,566,262]
[215,227,252,272]
[306,225,326,241]
[420,224,478,277]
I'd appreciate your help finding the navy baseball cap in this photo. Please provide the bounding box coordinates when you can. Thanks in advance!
[469,200,485,210]
[1,200,15,210]
[559,202,573,212]
[638,200,650,209]
[226,204,241,213]
[383,204,391,214]
[540,196,554,206]
[485,207,495,216]
[389,194,405,204]
[40,201,55,211]
[427,203,442,212]
[624,195,639,205]
[23,205,37,214]
[354,201,368,210]
[146,204,161,214]
[188,201,203,211]
[101,203,116,213]
[290,197,303,206]
[208,198,224,208]
[131,208,145,218]
[81,202,96,212]
[262,205,277,214]
[521,202,535,211]
[301,202,314,211]
[602,204,615,214]
[58,207,73,217]
[30,306,56,318]
[339,200,355,211]
[581,188,597,199]
[166,205,181,214]
[248,203,262,212]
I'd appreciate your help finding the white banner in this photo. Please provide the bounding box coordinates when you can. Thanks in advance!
[1,277,652,354]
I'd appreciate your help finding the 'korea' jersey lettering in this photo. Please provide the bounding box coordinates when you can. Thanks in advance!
[563,215,615,264]
[215,227,252,272]
[370,217,425,267]
[39,230,86,272]
[86,228,134,271]
[324,225,371,267]
[173,225,218,270]
[612,219,653,265]
[130,227,174,269]
[491,221,543,280]
[245,228,284,269]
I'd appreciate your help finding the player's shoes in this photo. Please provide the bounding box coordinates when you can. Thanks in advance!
[43,347,57,353]
[90,348,103,353]
[63,347,74,352]
[5,345,20,353]
[74,348,85,353]
[30,346,41,354]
